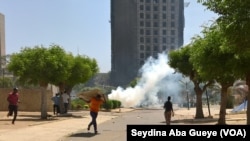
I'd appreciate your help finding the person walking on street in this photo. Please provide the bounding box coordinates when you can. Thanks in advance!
[51,93,60,115]
[163,96,174,125]
[86,94,105,134]
[62,90,70,114]
[7,87,20,124]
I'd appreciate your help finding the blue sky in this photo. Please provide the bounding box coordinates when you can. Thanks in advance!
[0,0,218,73]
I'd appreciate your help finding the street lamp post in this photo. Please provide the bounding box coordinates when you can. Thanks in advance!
[180,79,190,110]
[186,83,190,110]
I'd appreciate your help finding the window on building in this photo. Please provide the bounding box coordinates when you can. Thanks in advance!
[140,29,144,35]
[146,0,151,3]
[171,22,175,27]
[140,21,144,26]
[162,29,167,35]
[146,5,151,11]
[140,13,144,19]
[171,0,175,3]
[146,46,151,51]
[146,30,151,35]
[146,14,151,19]
[162,22,167,27]
[162,13,167,19]
[162,37,167,43]
[162,6,166,11]
[171,46,175,49]
[153,52,158,58]
[146,53,151,58]
[162,0,166,3]
[162,45,167,50]
[171,30,175,35]
[140,0,144,2]
[171,38,175,43]
[153,22,158,27]
[153,6,158,11]
[140,60,144,66]
[146,38,151,43]
[146,22,151,27]
[153,14,158,19]
[140,53,145,59]
[140,37,144,43]
[171,14,175,19]
[153,0,159,3]
[153,38,158,43]
[140,5,144,11]
[140,45,145,50]
[154,45,158,51]
[154,30,158,35]
[171,6,175,11]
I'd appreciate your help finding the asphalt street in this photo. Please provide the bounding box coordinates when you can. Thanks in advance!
[60,108,166,141]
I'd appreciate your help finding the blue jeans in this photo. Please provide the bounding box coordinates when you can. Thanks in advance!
[88,111,98,131]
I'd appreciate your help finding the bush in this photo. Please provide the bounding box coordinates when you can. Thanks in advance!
[71,98,87,110]
[110,100,122,109]
[102,100,113,111]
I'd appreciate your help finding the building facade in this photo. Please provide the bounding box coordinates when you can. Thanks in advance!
[110,0,184,87]
[0,13,5,62]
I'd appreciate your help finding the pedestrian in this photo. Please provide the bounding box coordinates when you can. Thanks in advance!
[61,90,70,114]
[163,96,174,125]
[86,94,105,134]
[51,93,60,115]
[7,87,20,124]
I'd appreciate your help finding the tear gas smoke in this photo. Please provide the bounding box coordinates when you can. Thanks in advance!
[108,53,183,108]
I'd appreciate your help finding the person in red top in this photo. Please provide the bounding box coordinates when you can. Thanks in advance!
[86,94,105,134]
[7,87,19,124]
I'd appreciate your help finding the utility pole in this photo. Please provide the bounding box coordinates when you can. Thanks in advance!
[180,79,190,110]
[186,82,190,110]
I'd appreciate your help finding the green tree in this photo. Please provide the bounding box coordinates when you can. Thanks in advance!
[64,55,99,110]
[168,46,211,119]
[190,24,237,124]
[198,0,250,124]
[7,45,73,119]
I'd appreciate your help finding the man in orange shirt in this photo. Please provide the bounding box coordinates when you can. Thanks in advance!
[87,94,105,134]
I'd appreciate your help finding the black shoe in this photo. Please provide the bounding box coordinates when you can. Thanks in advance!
[95,131,98,134]
[87,125,90,131]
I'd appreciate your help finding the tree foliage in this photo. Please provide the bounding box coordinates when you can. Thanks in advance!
[198,0,250,125]
[198,0,250,51]
[7,44,99,119]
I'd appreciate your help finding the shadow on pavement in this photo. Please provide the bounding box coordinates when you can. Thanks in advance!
[69,132,98,138]
[159,118,219,124]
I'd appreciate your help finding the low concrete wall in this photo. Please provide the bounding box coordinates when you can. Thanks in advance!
[0,88,53,112]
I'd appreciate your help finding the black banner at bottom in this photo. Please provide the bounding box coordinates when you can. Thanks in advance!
[127,125,250,140]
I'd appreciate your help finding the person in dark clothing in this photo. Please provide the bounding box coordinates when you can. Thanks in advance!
[51,93,60,115]
[163,96,174,125]
[7,87,20,124]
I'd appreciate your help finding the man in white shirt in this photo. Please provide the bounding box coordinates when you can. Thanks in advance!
[62,90,70,114]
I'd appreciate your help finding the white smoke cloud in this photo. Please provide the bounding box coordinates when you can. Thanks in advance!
[108,52,183,107]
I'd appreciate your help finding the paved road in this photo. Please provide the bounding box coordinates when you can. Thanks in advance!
[0,107,245,141]
[60,109,166,141]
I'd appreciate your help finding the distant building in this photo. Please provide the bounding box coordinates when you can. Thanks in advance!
[0,13,6,64]
[110,0,185,87]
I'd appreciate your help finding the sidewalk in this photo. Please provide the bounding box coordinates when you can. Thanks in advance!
[0,108,133,141]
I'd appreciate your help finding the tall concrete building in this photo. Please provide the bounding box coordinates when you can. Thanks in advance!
[0,13,5,65]
[110,0,184,87]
